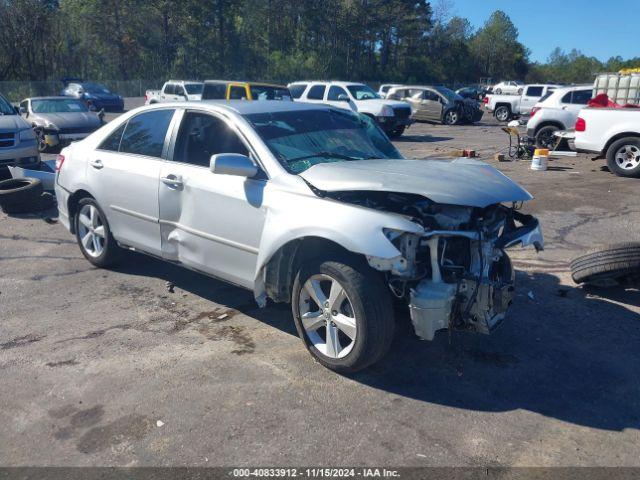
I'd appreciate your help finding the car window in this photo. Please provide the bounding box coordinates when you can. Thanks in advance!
[327,86,349,101]
[229,86,247,100]
[525,86,543,97]
[202,83,227,100]
[538,91,554,103]
[571,89,593,105]
[98,123,127,152]
[288,84,307,99]
[561,92,572,104]
[20,100,28,112]
[173,111,249,167]
[119,109,175,158]
[306,85,326,100]
[175,86,185,97]
[31,98,88,113]
[249,85,291,101]
[164,84,175,95]
[424,90,439,101]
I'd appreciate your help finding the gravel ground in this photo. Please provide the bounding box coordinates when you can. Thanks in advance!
[0,101,638,467]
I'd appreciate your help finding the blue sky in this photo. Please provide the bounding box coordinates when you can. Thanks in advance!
[448,0,639,63]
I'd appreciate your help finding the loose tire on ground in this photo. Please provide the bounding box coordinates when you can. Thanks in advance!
[0,177,43,209]
[291,256,395,373]
[606,137,640,178]
[570,242,640,286]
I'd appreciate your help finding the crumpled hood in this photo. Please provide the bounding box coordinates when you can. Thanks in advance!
[299,158,533,208]
[0,114,30,132]
[32,112,101,129]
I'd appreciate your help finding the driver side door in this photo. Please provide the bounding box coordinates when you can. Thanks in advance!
[159,109,267,288]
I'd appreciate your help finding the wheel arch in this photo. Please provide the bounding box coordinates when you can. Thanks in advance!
[67,189,95,234]
[604,132,640,155]
[534,121,565,136]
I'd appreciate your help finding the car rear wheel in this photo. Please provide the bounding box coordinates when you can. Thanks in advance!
[535,125,560,150]
[494,106,511,122]
[388,126,405,138]
[291,257,395,373]
[495,88,502,95]
[606,137,640,178]
[74,198,122,267]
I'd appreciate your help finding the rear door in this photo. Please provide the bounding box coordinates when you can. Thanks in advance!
[520,86,544,114]
[303,84,327,104]
[158,109,267,288]
[418,89,443,121]
[86,108,177,255]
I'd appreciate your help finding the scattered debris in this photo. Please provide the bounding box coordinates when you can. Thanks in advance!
[156,420,164,427]
[165,281,175,293]
[527,291,535,300]
[570,242,640,286]
[494,153,506,162]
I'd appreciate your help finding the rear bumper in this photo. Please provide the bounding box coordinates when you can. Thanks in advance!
[54,184,72,232]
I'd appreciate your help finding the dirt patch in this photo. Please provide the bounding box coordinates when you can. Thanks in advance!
[198,324,255,355]
[76,414,153,454]
[46,359,79,367]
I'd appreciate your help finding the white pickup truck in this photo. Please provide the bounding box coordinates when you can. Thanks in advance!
[485,84,558,121]
[144,80,203,105]
[574,108,640,177]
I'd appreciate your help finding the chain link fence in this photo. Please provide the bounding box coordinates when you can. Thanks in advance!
[0,80,164,102]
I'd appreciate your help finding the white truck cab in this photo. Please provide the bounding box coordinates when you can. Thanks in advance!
[145,80,203,104]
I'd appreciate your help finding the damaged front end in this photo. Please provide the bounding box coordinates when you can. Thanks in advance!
[326,191,543,340]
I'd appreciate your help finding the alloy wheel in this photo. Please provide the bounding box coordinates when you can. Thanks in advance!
[77,204,106,258]
[614,144,640,171]
[496,108,509,122]
[445,111,458,125]
[298,274,357,359]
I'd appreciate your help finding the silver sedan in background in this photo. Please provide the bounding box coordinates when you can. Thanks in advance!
[19,97,103,152]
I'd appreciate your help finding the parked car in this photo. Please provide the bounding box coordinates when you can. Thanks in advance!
[574,107,640,177]
[0,92,39,172]
[484,84,559,122]
[288,81,412,137]
[61,79,124,112]
[55,101,543,372]
[145,80,203,104]
[387,85,483,125]
[456,86,487,101]
[526,85,593,149]
[491,81,524,95]
[19,97,103,152]
[201,81,292,101]
[378,84,403,99]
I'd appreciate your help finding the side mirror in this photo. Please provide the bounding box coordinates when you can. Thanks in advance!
[210,153,258,178]
[337,94,350,102]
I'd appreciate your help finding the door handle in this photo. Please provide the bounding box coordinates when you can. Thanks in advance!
[161,174,183,188]
[89,159,103,169]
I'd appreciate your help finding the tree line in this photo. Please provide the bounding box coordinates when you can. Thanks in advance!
[0,0,637,86]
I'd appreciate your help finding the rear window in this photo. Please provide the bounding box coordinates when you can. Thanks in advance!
[525,86,544,97]
[306,85,326,100]
[288,84,307,99]
[571,89,593,105]
[538,91,554,103]
[202,83,227,100]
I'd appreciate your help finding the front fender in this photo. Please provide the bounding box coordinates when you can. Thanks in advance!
[253,188,423,301]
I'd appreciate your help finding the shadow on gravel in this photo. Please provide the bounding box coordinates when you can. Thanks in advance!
[351,270,640,432]
[111,251,640,431]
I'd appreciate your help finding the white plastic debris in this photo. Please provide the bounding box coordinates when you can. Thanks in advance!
[527,291,535,300]
[157,420,164,427]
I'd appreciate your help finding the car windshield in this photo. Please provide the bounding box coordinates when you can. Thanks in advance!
[249,85,291,101]
[0,94,15,115]
[83,83,111,94]
[32,98,89,113]
[434,86,462,102]
[185,83,203,95]
[244,108,402,174]
[346,84,380,100]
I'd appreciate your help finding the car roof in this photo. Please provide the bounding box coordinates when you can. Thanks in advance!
[167,80,203,84]
[26,96,84,101]
[143,100,332,116]
[203,80,287,88]
[288,81,366,87]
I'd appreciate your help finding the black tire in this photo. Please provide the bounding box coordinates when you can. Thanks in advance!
[535,125,560,150]
[291,256,395,373]
[517,88,523,95]
[443,109,459,125]
[494,106,511,122]
[388,126,405,138]
[74,197,122,267]
[570,243,640,286]
[0,177,43,206]
[606,137,640,178]
[495,88,502,95]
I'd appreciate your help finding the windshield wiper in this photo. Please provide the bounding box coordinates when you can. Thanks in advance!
[283,151,376,163]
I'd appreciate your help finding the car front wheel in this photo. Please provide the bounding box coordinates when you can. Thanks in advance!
[443,110,459,125]
[74,197,122,267]
[291,257,394,373]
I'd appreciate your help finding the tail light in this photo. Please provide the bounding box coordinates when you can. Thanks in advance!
[575,117,586,132]
[144,94,148,102]
[55,154,65,172]
[530,107,540,117]
[482,97,489,104]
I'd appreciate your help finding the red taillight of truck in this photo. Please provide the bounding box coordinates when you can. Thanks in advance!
[575,117,586,132]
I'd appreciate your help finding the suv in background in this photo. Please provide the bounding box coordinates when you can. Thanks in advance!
[378,84,403,98]
[0,92,39,172]
[201,81,292,101]
[145,80,203,104]
[288,81,412,137]
[526,85,593,149]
